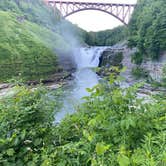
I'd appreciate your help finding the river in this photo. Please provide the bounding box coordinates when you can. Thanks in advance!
[55,47,108,122]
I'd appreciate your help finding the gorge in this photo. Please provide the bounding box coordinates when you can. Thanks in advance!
[0,0,166,165]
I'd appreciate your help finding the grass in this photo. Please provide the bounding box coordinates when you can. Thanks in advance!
[0,10,69,81]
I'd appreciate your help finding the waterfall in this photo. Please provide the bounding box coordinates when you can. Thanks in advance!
[55,46,108,122]
[75,47,108,69]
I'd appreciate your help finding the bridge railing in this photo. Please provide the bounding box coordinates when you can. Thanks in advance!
[46,0,136,25]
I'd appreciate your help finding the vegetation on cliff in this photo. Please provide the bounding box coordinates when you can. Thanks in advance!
[0,11,59,81]
[0,0,86,81]
[85,26,128,46]
[128,0,166,62]
[86,0,166,65]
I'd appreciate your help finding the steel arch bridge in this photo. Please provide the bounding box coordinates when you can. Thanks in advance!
[45,0,136,25]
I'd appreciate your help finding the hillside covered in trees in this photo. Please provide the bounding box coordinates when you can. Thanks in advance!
[86,0,166,62]
[128,0,166,62]
[0,0,166,81]
[0,0,87,81]
[85,26,128,46]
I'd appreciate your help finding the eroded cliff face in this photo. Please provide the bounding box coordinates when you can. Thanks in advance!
[99,49,123,68]
[140,53,166,81]
[99,44,166,83]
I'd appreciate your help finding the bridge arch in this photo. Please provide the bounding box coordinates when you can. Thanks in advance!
[46,1,136,25]
[65,8,126,25]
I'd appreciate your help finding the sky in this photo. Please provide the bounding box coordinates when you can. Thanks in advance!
[63,0,138,31]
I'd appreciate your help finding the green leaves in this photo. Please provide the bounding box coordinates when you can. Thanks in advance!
[0,86,57,165]
[117,155,130,166]
[95,142,110,155]
[6,148,15,156]
[83,130,94,142]
[86,26,128,46]
[120,115,136,130]
[0,72,166,165]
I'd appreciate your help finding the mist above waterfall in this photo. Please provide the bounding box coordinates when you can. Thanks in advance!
[54,20,87,70]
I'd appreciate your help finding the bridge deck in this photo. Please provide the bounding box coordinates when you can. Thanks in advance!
[46,0,136,25]
[48,1,136,7]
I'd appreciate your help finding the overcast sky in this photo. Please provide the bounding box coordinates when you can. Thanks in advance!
[64,0,137,31]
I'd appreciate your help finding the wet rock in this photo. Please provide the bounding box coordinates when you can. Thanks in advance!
[0,83,10,90]
[26,71,73,86]
[99,49,123,68]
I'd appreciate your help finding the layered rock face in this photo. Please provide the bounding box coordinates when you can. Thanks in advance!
[99,46,166,83]
[99,49,124,68]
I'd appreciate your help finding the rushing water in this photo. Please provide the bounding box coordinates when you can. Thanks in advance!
[55,47,108,122]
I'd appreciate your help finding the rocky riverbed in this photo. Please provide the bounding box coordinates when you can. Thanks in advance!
[0,70,73,98]
[1,44,166,99]
[97,42,166,96]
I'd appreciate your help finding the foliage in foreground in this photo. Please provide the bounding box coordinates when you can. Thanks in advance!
[0,78,166,165]
[0,86,58,165]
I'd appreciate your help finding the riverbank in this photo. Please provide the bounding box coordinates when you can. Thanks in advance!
[1,44,166,98]
[0,69,74,98]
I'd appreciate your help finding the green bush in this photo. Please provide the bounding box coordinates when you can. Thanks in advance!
[161,65,166,87]
[0,86,56,165]
[131,51,143,65]
[132,66,149,79]
[0,78,165,165]
[49,78,166,165]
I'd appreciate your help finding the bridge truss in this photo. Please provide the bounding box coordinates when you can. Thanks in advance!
[45,0,136,25]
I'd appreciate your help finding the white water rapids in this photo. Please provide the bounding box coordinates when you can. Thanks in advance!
[55,47,108,122]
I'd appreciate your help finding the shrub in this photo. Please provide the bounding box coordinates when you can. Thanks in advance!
[49,77,166,165]
[161,64,166,87]
[0,78,165,165]
[0,86,58,165]
[132,66,149,79]
[131,51,143,65]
